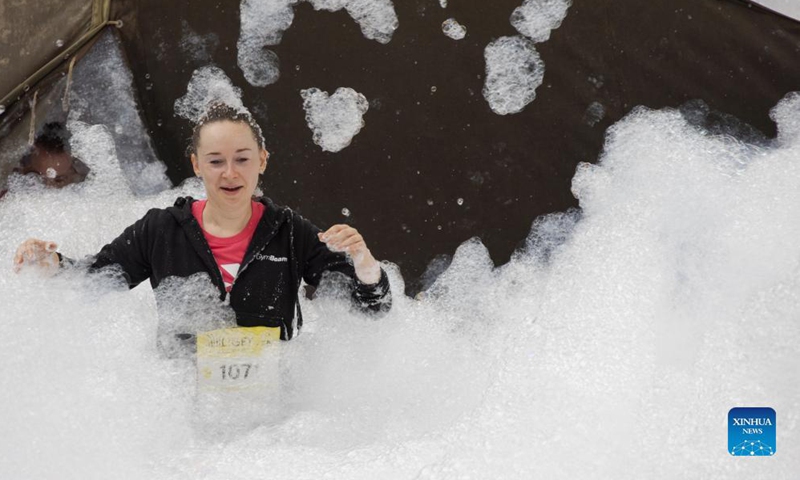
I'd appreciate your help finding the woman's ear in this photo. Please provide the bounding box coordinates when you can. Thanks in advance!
[260,149,269,174]
[191,153,201,177]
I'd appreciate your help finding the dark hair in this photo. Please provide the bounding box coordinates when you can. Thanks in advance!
[20,122,71,168]
[35,122,70,152]
[189,103,265,156]
[14,121,90,186]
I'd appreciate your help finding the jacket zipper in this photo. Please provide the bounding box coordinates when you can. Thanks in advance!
[228,218,285,298]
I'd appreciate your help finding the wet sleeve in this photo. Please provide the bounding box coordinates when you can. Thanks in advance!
[59,210,155,289]
[296,214,392,314]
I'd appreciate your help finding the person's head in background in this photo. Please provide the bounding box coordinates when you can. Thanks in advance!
[15,122,90,188]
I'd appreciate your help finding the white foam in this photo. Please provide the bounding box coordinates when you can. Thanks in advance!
[510,0,572,43]
[180,20,219,64]
[770,91,800,146]
[306,0,399,44]
[439,0,448,8]
[67,30,171,195]
[301,87,369,152]
[583,101,605,126]
[1,91,799,478]
[482,36,544,115]
[0,126,207,477]
[154,272,238,357]
[442,18,467,40]
[174,66,247,123]
[67,120,131,195]
[236,0,398,87]
[237,0,297,87]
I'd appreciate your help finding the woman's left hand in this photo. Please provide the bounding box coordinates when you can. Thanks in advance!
[319,225,381,284]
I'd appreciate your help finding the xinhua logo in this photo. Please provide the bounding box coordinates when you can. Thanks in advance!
[728,407,776,456]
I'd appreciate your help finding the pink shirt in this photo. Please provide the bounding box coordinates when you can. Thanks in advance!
[192,200,265,291]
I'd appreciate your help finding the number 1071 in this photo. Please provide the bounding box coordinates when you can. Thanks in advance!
[219,363,254,380]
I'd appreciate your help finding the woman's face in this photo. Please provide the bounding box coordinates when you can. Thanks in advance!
[191,120,268,210]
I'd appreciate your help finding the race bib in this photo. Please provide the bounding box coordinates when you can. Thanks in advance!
[196,326,281,391]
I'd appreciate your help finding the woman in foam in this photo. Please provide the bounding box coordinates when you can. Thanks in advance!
[12,103,391,348]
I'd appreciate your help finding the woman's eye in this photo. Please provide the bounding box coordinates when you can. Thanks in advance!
[236,157,249,163]
[209,159,223,165]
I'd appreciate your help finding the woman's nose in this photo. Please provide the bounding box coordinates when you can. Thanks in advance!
[222,160,236,177]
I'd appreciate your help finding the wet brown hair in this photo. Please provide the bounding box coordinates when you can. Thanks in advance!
[189,103,265,156]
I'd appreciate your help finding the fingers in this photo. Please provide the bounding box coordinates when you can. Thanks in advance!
[319,224,349,241]
[319,226,373,255]
[13,238,58,273]
[13,248,23,268]
[338,234,363,250]
[317,225,380,283]
[318,225,366,254]
[12,253,22,273]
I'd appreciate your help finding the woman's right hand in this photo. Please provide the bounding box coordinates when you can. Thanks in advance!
[13,238,60,273]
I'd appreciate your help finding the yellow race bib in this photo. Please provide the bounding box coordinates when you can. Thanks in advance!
[196,326,281,391]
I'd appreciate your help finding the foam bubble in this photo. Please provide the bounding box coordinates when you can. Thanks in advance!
[588,74,604,89]
[442,18,467,40]
[239,45,281,87]
[180,20,220,64]
[2,86,800,478]
[236,0,397,87]
[483,36,544,115]
[770,91,800,146]
[307,0,399,44]
[174,66,246,123]
[68,120,134,195]
[0,273,196,479]
[0,120,207,477]
[67,30,171,195]
[439,0,447,7]
[236,0,297,87]
[154,272,237,357]
[583,101,606,126]
[510,0,572,43]
[301,87,369,152]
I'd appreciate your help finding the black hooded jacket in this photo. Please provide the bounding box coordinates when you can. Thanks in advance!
[76,196,391,340]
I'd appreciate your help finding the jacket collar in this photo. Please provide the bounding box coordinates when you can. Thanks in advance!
[168,196,290,225]
[167,196,293,297]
